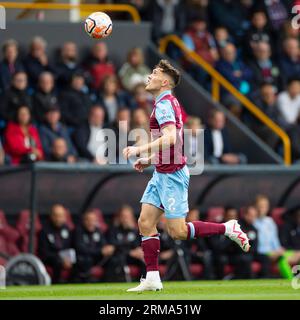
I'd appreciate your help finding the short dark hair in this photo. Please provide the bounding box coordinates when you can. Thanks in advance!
[156,59,181,88]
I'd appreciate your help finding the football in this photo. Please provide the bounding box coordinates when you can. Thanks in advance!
[84,12,113,39]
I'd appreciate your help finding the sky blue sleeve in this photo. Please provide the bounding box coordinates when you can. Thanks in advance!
[182,34,195,51]
[155,100,176,128]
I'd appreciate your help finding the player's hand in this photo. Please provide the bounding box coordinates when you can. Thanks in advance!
[122,146,140,159]
[133,157,151,172]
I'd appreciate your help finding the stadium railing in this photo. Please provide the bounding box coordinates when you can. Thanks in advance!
[159,34,292,166]
[0,2,141,23]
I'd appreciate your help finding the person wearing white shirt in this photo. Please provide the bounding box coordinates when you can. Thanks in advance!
[277,79,300,126]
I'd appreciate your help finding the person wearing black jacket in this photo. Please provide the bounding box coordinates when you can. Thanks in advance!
[0,71,32,121]
[38,204,73,283]
[59,72,92,128]
[74,210,115,282]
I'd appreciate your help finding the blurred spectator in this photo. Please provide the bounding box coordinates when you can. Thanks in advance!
[185,116,203,164]
[244,10,274,59]
[73,105,107,164]
[248,41,281,89]
[59,72,92,128]
[32,72,58,122]
[214,26,235,51]
[4,105,44,164]
[55,42,81,91]
[49,138,76,163]
[39,204,74,283]
[74,209,115,282]
[108,205,145,279]
[85,42,116,91]
[280,19,300,43]
[0,39,24,94]
[149,0,186,42]
[98,75,130,124]
[0,140,5,165]
[277,78,300,127]
[186,208,214,279]
[131,108,150,147]
[287,114,300,162]
[0,71,32,121]
[39,106,77,160]
[204,110,247,164]
[132,83,153,114]
[280,209,300,251]
[279,38,300,85]
[216,43,252,97]
[186,0,209,24]
[209,0,252,41]
[109,107,132,163]
[119,47,151,91]
[24,36,53,89]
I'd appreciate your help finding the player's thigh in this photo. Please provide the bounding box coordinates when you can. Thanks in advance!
[138,203,163,236]
[166,218,188,240]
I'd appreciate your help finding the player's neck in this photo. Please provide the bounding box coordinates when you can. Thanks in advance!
[153,88,172,103]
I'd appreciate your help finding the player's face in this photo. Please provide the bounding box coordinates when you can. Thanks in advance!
[145,67,166,92]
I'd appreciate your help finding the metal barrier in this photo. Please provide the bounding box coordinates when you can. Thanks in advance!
[159,34,292,166]
[0,2,141,23]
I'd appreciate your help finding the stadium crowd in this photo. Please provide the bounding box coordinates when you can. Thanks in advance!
[1,195,300,283]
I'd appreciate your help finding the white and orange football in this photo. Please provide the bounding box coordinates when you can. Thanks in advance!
[84,12,113,39]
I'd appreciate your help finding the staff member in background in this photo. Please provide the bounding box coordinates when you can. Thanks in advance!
[39,204,74,283]
[74,210,115,283]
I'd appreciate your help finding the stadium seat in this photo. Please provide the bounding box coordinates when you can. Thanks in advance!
[128,265,141,279]
[271,208,286,226]
[189,264,204,278]
[64,209,75,230]
[16,210,42,253]
[206,207,224,222]
[0,210,20,256]
[90,266,105,280]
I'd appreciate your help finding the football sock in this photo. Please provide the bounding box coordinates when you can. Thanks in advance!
[187,221,225,239]
[141,234,160,276]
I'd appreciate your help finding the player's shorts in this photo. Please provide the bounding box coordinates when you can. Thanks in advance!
[140,165,190,219]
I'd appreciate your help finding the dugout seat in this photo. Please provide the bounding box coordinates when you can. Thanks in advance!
[16,210,42,253]
[271,208,286,226]
[206,207,224,222]
[64,208,75,230]
[0,210,20,256]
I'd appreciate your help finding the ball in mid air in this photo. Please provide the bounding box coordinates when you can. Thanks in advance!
[84,12,113,39]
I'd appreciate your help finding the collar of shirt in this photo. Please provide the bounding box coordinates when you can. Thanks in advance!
[155,90,172,104]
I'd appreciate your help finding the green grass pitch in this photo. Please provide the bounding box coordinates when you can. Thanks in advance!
[0,279,299,300]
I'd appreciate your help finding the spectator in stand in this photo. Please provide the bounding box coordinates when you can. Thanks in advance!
[24,36,53,89]
[0,141,5,165]
[279,38,300,86]
[32,72,58,122]
[214,26,235,52]
[287,114,300,162]
[39,106,77,161]
[204,110,247,164]
[148,0,186,43]
[253,194,300,279]
[277,78,300,127]
[0,39,24,94]
[74,209,116,282]
[49,138,76,163]
[132,83,153,114]
[248,41,281,90]
[108,205,144,280]
[186,0,209,24]
[0,71,32,121]
[73,105,107,164]
[185,116,203,165]
[59,72,92,128]
[98,75,131,124]
[85,42,116,91]
[109,108,132,163]
[119,47,151,91]
[55,42,82,91]
[280,19,300,43]
[132,108,150,144]
[209,0,252,41]
[244,10,274,59]
[250,83,288,147]
[280,209,300,251]
[39,204,74,283]
[216,43,252,98]
[4,105,44,165]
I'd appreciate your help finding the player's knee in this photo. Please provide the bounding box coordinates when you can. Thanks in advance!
[138,216,151,234]
[168,227,187,240]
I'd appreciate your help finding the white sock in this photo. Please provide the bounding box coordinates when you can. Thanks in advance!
[146,271,161,282]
